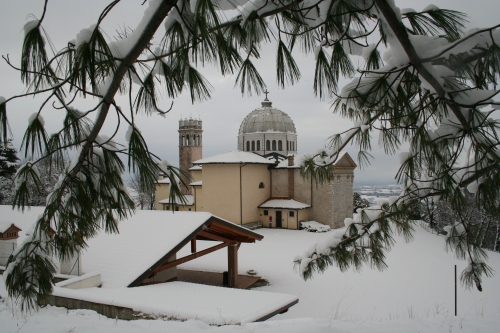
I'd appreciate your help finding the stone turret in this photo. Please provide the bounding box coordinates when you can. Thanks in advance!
[179,117,203,194]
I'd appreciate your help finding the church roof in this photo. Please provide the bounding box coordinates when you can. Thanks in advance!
[238,99,296,135]
[259,198,311,210]
[276,152,357,169]
[194,151,275,165]
[158,195,194,206]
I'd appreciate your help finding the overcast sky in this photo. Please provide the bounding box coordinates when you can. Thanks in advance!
[1,0,499,182]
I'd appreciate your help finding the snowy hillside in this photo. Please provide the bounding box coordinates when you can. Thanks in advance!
[2,223,500,332]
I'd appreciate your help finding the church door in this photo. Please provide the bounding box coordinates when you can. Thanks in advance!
[276,211,282,228]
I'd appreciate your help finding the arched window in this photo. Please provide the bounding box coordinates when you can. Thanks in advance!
[258,182,265,188]
[286,141,289,151]
[181,135,184,146]
[252,141,255,151]
[266,140,270,150]
[186,135,190,146]
[257,141,261,151]
[278,140,282,151]
[246,141,250,151]
[272,140,276,150]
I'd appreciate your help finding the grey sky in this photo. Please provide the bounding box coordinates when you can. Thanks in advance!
[1,0,498,182]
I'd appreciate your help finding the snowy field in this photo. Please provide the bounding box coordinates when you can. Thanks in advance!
[2,224,500,332]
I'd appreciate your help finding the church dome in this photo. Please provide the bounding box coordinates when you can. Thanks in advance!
[238,99,296,135]
[238,96,298,159]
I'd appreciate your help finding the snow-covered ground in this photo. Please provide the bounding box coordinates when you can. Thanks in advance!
[2,224,500,332]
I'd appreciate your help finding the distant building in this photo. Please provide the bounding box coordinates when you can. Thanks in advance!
[156,97,356,229]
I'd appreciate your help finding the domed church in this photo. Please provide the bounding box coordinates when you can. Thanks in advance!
[155,96,357,230]
[238,96,297,162]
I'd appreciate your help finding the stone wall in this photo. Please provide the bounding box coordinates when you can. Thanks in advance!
[38,295,138,320]
[310,180,334,227]
[270,169,288,197]
[331,172,354,229]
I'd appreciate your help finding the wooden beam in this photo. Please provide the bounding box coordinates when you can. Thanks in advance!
[228,244,238,287]
[209,220,261,240]
[191,238,196,254]
[197,230,235,244]
[153,242,230,274]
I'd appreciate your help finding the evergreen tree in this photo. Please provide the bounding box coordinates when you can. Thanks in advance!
[353,192,370,213]
[0,141,20,204]
[0,141,19,178]
[1,0,498,309]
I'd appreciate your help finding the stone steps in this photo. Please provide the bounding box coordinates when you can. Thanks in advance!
[242,221,264,230]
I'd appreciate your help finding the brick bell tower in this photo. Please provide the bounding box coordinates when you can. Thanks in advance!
[179,117,203,194]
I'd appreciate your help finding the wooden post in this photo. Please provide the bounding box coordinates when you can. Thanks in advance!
[455,265,457,316]
[191,238,196,253]
[228,244,239,287]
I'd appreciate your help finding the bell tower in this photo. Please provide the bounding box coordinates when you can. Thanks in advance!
[179,117,203,194]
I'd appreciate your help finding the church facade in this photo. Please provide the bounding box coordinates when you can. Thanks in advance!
[155,97,356,230]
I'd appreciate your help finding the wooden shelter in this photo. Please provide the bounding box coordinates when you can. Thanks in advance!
[130,216,263,287]
[0,223,21,240]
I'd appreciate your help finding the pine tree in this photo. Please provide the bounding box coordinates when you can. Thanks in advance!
[294,2,499,293]
[0,141,20,204]
[353,192,370,213]
[0,141,19,178]
[1,0,499,309]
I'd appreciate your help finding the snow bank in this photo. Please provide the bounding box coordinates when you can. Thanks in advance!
[300,221,331,233]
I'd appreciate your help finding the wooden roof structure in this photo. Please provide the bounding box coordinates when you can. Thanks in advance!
[129,216,263,287]
[0,223,22,240]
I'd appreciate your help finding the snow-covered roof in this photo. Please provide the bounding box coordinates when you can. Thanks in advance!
[52,281,298,325]
[259,199,310,210]
[190,180,202,186]
[238,99,296,135]
[276,151,355,169]
[157,178,171,184]
[0,221,20,233]
[83,211,216,288]
[158,195,194,206]
[188,165,202,171]
[194,151,275,165]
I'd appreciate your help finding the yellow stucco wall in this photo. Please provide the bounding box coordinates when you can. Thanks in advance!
[155,183,170,211]
[160,203,193,211]
[201,163,270,224]
[202,164,241,223]
[191,169,202,183]
[241,164,271,224]
[193,186,203,211]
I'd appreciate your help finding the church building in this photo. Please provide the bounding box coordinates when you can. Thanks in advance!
[155,96,356,230]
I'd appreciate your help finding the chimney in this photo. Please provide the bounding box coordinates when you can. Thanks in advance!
[288,155,294,199]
